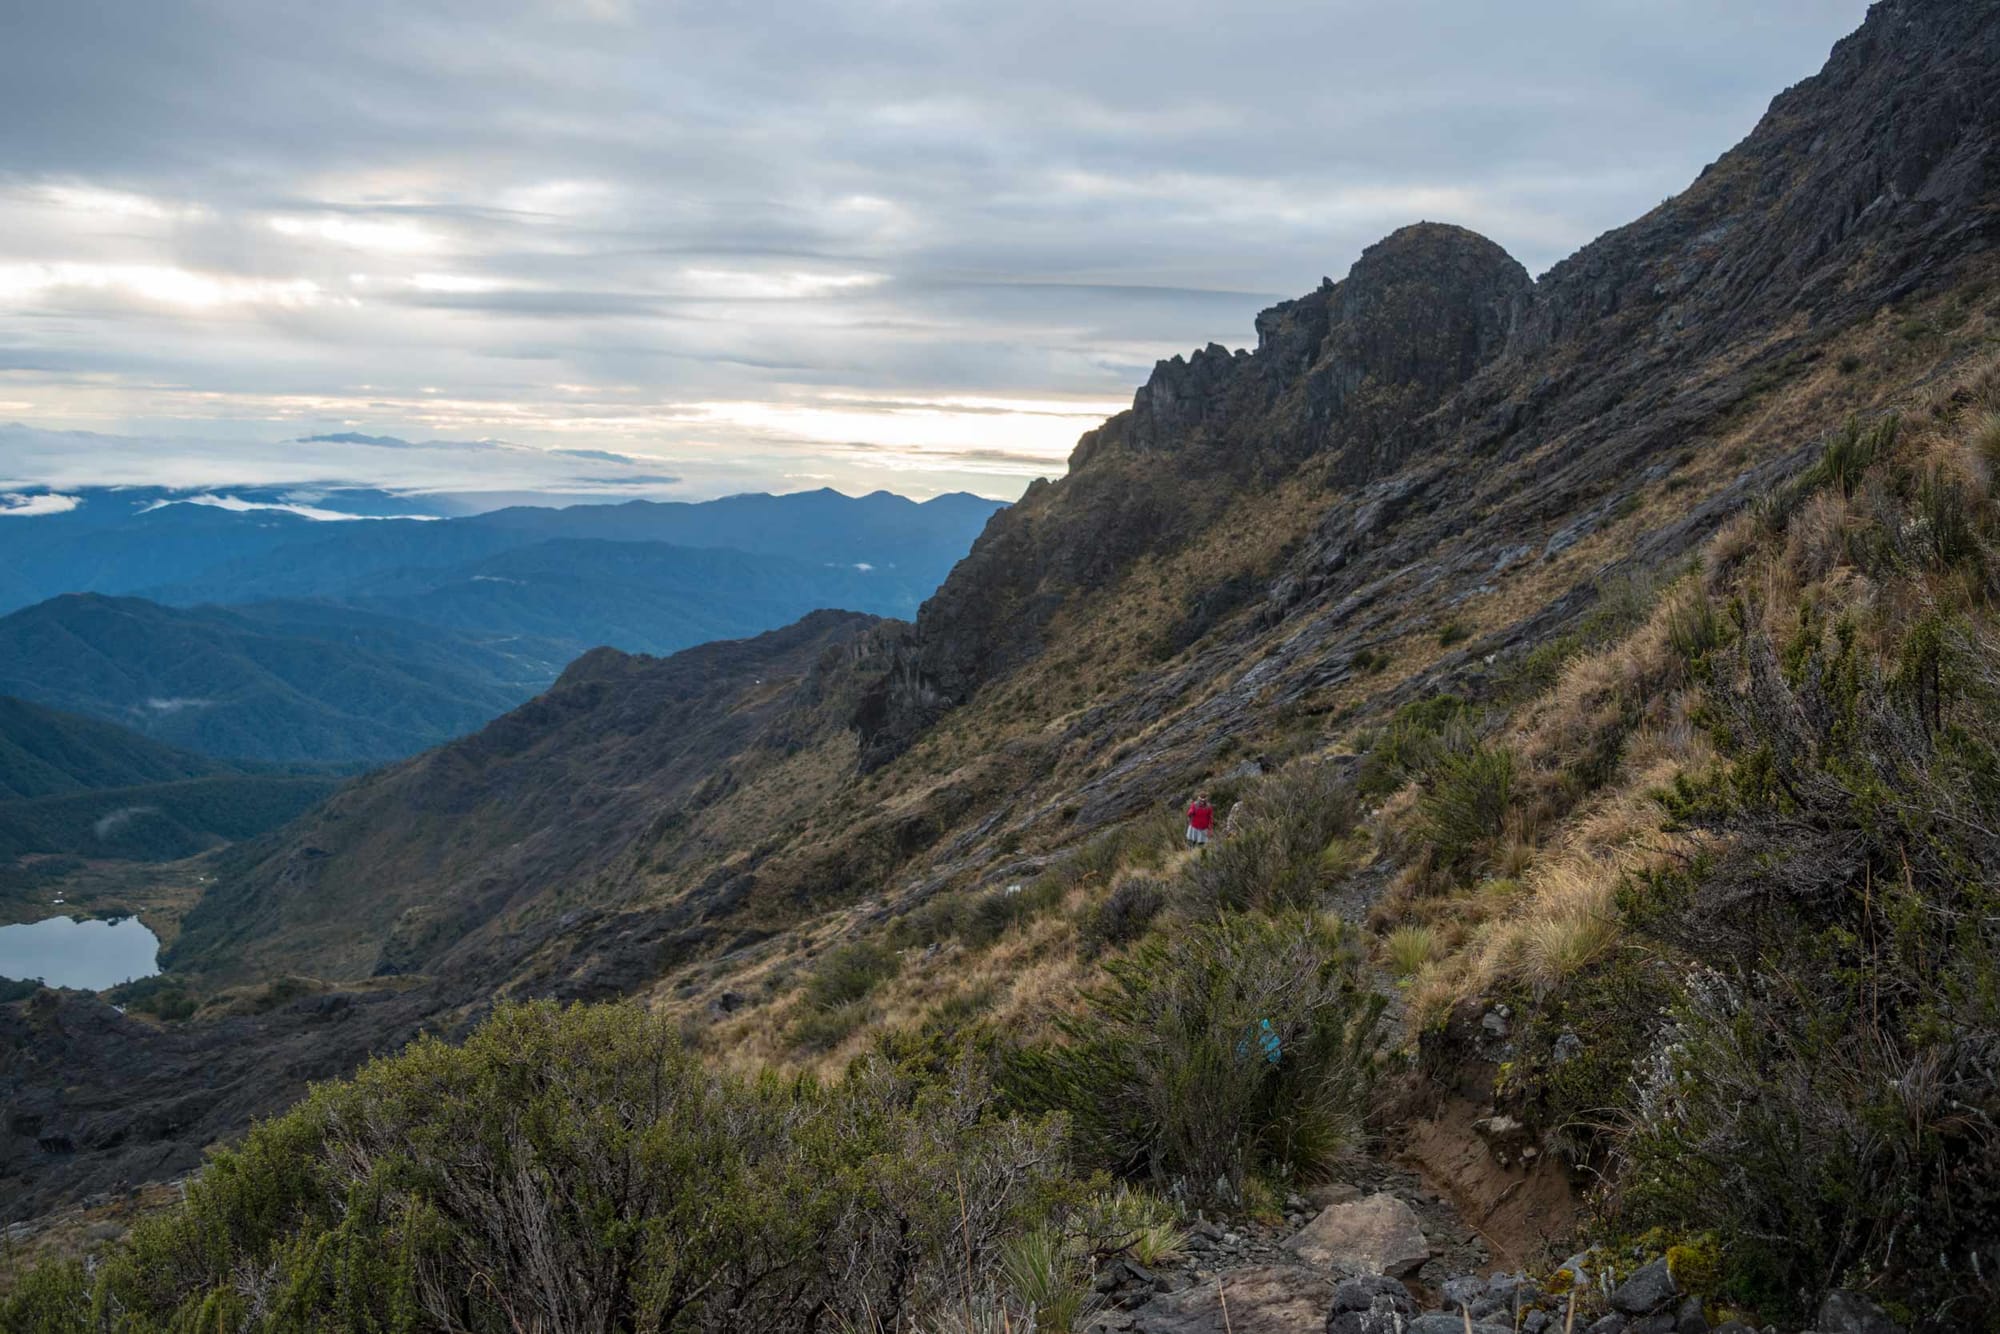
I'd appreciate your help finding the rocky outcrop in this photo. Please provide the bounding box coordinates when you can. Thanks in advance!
[891,223,1534,740]
[1281,1192,1431,1276]
[872,0,2000,761]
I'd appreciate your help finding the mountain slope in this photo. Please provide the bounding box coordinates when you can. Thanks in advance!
[10,2,2000,1308]
[333,539,909,657]
[0,596,547,765]
[0,696,227,800]
[463,488,1007,584]
[163,0,2000,996]
[0,698,339,862]
[126,490,1003,624]
[167,609,892,983]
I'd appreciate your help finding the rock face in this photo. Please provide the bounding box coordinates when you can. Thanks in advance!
[893,223,1534,737]
[873,0,2000,760]
[1282,1193,1431,1276]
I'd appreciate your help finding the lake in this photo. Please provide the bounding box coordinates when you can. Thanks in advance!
[0,914,161,991]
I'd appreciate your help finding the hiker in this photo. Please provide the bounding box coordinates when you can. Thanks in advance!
[1185,793,1215,848]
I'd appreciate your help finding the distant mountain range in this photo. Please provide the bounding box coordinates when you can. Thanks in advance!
[0,486,1005,620]
[0,696,340,861]
[0,595,564,765]
[0,486,1006,764]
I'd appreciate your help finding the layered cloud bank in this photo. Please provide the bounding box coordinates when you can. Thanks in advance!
[0,0,1868,499]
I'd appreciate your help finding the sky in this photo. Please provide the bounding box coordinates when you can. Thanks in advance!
[0,0,1872,504]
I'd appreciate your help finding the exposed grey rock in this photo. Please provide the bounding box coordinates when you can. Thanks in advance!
[1674,1292,1709,1333]
[1816,1291,1901,1334]
[1131,1265,1336,1333]
[1586,1317,1629,1334]
[1441,1274,1487,1310]
[1610,1258,1681,1316]
[1324,1274,1416,1334]
[1328,1275,1413,1314]
[1283,1192,1431,1276]
[1303,1182,1365,1210]
[1408,1315,1512,1334]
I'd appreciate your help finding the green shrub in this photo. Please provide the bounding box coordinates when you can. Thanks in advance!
[1665,588,1726,670]
[1625,616,2000,1321]
[27,1002,1068,1333]
[1437,620,1472,647]
[1415,743,1515,875]
[1074,1184,1187,1267]
[1009,912,1383,1201]
[1383,924,1441,979]
[1914,466,1981,570]
[804,940,902,1011]
[1974,411,2000,486]
[1000,1225,1094,1332]
[1359,694,1477,796]
[1182,765,1358,913]
[0,1260,90,1334]
[1079,876,1167,956]
[791,998,873,1052]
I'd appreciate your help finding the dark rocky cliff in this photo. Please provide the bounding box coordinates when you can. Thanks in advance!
[882,0,2000,760]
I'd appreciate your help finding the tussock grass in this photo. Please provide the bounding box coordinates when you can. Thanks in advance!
[1383,924,1442,978]
[1000,1226,1093,1333]
[1973,410,2000,483]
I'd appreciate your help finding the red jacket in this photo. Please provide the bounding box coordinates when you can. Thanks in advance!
[1187,801,1214,831]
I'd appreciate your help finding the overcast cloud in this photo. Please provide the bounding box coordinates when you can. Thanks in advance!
[0,0,1871,501]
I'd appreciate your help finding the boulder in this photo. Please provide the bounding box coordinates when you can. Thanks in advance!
[1283,1192,1431,1276]
[1303,1182,1365,1210]
[1440,1274,1487,1310]
[1609,1258,1681,1316]
[1324,1274,1416,1334]
[1408,1316,1513,1334]
[1129,1265,1337,1334]
[1816,1291,1902,1334]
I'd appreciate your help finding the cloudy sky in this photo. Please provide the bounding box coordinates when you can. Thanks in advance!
[0,0,1869,503]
